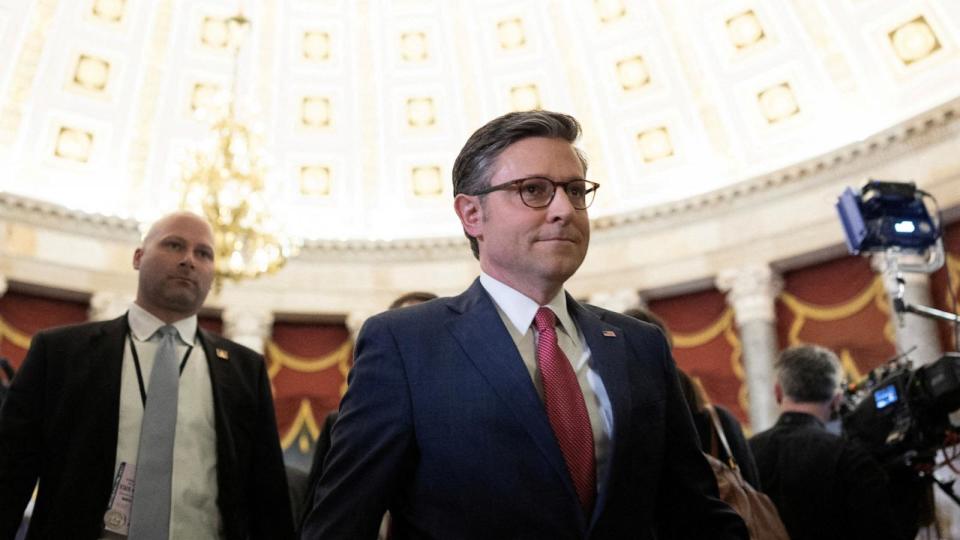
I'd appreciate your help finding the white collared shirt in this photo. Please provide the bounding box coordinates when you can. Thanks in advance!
[108,303,222,540]
[479,272,613,496]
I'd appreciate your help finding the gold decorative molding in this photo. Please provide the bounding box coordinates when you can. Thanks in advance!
[400,31,429,62]
[91,0,126,24]
[616,55,650,92]
[411,166,443,197]
[279,399,321,450]
[757,82,800,124]
[266,339,352,377]
[636,126,674,162]
[303,31,331,62]
[889,16,941,66]
[406,97,436,128]
[0,316,33,350]
[509,84,540,111]
[725,10,765,51]
[496,18,526,50]
[300,165,332,197]
[301,96,332,128]
[594,0,627,24]
[53,126,94,163]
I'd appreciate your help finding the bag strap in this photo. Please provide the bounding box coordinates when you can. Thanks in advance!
[705,405,739,472]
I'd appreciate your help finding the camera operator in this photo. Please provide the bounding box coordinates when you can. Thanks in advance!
[749,344,910,540]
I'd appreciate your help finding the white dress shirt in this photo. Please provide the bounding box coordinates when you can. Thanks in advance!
[479,272,613,496]
[107,303,222,540]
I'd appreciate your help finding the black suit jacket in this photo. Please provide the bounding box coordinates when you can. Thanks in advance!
[0,315,294,540]
[303,280,747,539]
[750,412,906,540]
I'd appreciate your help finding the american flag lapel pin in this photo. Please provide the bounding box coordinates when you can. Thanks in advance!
[216,348,229,360]
[602,330,617,337]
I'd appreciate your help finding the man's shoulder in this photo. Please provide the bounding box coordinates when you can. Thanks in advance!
[200,329,263,361]
[33,316,124,342]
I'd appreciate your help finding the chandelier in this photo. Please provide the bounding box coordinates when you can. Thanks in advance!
[178,13,298,289]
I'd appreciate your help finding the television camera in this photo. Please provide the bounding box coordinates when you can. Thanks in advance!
[836,180,960,504]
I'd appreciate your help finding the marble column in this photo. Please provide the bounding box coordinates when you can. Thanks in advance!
[345,309,377,344]
[587,288,643,314]
[872,254,944,366]
[88,291,134,321]
[716,264,783,431]
[222,306,274,354]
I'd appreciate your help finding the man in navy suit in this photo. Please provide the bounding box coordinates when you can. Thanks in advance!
[302,111,747,539]
[0,211,294,539]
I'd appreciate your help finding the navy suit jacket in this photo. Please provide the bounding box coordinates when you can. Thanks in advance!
[302,280,746,539]
[0,315,295,540]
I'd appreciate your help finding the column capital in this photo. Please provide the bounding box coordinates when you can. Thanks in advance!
[89,291,134,321]
[222,305,274,354]
[345,309,377,342]
[716,264,783,326]
[587,288,642,313]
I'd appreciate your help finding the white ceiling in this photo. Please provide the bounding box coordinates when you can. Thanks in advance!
[1,0,959,241]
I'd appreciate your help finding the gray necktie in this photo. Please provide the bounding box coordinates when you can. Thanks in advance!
[129,325,179,540]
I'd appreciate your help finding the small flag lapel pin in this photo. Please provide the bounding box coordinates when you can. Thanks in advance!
[602,330,617,337]
[216,348,229,360]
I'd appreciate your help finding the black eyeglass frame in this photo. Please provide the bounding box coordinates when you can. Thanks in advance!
[471,176,601,210]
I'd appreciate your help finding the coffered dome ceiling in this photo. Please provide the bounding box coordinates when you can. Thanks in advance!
[1,0,959,243]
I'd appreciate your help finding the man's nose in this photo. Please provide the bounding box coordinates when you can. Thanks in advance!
[547,187,577,220]
[179,250,196,268]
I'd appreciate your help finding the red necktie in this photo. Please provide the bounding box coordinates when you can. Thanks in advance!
[534,307,596,513]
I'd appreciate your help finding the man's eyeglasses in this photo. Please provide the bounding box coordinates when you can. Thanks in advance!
[473,177,600,210]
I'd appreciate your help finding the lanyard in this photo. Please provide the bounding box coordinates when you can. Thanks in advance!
[126,327,194,408]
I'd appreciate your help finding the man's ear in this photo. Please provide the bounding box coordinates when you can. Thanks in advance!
[774,382,783,406]
[830,391,843,411]
[132,247,144,270]
[454,194,484,239]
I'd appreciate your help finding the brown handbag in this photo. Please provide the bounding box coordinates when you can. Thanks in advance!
[704,406,791,540]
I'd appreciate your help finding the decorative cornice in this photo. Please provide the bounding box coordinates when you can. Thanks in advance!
[2,95,958,258]
[0,191,140,242]
[592,95,960,231]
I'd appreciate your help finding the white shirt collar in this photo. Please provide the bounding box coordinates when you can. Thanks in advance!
[128,302,198,345]
[479,271,579,345]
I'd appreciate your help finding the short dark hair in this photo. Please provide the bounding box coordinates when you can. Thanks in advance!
[776,345,842,403]
[452,110,588,259]
[388,291,438,310]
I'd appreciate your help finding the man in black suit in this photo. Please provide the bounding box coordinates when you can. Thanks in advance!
[302,110,746,539]
[0,211,294,539]
[749,344,905,540]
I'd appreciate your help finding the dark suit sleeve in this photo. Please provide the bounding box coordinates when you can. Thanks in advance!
[0,335,46,538]
[301,315,415,539]
[649,337,748,539]
[248,356,297,540]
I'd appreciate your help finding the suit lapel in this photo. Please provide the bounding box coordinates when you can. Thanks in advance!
[86,316,130,494]
[197,330,240,505]
[444,280,578,505]
[568,300,632,530]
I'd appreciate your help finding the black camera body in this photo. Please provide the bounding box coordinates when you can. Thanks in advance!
[842,353,960,467]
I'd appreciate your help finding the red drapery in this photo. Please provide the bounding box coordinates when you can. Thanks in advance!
[0,291,89,369]
[649,290,748,425]
[267,322,352,458]
[776,256,897,384]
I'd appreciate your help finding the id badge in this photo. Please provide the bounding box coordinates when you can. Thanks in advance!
[103,461,136,535]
